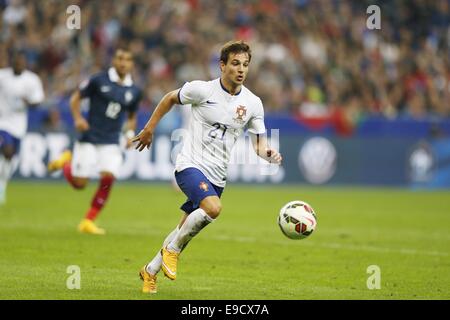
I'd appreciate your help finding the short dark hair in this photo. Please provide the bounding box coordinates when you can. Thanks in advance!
[220,40,252,64]
[114,44,133,58]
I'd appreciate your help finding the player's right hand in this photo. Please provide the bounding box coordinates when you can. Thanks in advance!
[267,148,283,165]
[74,117,89,132]
[132,129,153,151]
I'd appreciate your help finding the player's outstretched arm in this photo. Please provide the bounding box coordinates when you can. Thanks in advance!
[132,89,180,151]
[70,91,89,132]
[250,133,282,165]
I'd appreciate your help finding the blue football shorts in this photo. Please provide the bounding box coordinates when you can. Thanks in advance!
[0,130,21,155]
[175,167,224,214]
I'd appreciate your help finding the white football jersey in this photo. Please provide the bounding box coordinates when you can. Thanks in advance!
[176,78,266,187]
[0,68,44,138]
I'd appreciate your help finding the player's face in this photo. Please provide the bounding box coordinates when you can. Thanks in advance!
[221,52,250,86]
[12,54,26,75]
[113,50,134,78]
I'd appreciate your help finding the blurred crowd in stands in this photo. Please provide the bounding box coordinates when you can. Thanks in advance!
[1,0,449,133]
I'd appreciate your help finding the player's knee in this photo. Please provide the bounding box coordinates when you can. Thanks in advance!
[72,177,88,189]
[73,182,87,190]
[205,202,222,219]
[2,147,15,160]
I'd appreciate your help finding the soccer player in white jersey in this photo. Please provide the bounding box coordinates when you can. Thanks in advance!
[0,50,44,204]
[133,40,282,294]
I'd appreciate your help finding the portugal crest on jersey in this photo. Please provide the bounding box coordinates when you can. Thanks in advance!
[199,181,209,192]
[234,105,247,124]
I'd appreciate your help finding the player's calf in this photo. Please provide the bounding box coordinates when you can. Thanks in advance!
[163,208,215,280]
[83,174,114,223]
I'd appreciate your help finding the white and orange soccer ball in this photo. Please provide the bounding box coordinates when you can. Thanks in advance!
[278,200,317,240]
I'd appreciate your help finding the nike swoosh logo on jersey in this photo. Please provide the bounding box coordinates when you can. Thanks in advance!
[100,86,111,92]
[206,100,218,104]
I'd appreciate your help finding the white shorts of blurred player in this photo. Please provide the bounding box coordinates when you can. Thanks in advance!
[71,142,123,178]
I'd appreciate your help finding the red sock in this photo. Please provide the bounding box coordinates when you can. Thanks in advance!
[63,163,83,190]
[85,175,115,221]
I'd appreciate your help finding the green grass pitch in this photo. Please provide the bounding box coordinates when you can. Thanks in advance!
[0,181,449,299]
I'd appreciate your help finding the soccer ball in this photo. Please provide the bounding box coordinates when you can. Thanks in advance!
[278,200,317,240]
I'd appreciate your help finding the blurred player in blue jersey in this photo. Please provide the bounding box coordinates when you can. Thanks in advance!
[48,47,142,235]
[0,50,44,205]
[133,40,282,293]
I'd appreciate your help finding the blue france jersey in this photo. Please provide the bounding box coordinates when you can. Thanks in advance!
[78,69,142,144]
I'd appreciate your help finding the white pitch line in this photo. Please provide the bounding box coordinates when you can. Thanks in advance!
[209,235,449,257]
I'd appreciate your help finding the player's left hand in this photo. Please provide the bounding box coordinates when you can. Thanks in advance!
[267,148,282,165]
[132,129,153,151]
